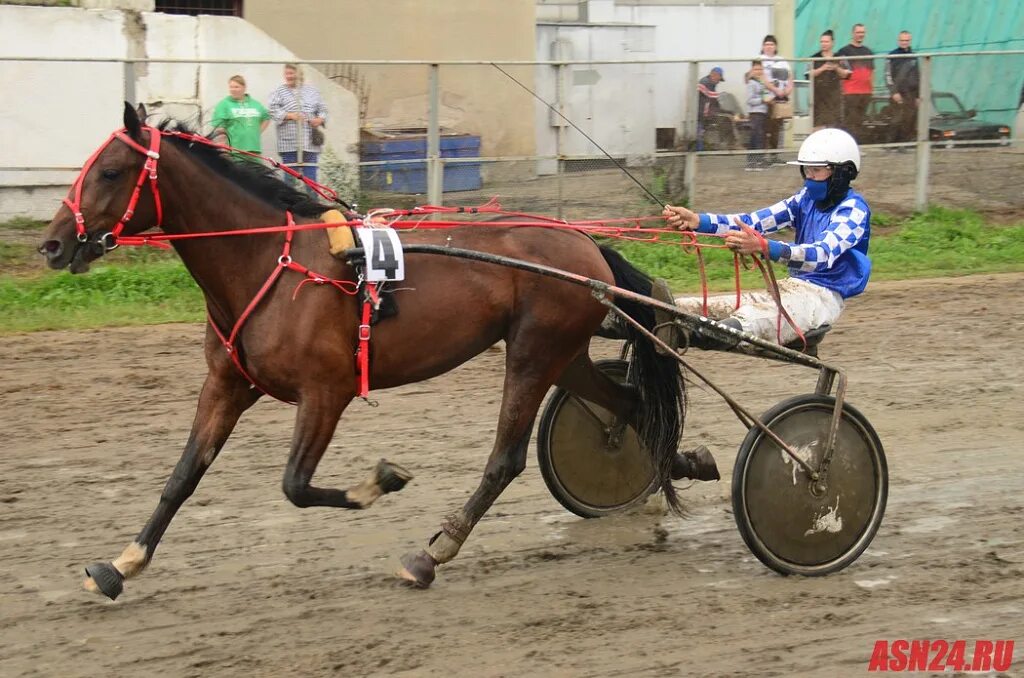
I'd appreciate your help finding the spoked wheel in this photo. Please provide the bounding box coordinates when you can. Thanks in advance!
[537,359,657,518]
[732,394,888,576]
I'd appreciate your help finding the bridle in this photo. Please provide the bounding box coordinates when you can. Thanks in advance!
[63,125,164,255]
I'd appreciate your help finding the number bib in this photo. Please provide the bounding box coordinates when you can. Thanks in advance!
[356,227,405,282]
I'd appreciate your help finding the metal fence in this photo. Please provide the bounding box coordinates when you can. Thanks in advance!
[2,52,1022,222]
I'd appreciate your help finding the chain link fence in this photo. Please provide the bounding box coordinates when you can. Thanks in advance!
[2,53,1022,222]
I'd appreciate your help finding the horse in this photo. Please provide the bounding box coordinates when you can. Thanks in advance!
[39,103,705,599]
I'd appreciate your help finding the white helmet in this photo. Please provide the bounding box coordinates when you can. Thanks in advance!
[787,128,861,172]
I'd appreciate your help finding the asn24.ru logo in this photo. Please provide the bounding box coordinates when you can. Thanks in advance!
[868,639,1014,672]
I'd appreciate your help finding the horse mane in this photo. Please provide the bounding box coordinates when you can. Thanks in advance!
[157,120,332,218]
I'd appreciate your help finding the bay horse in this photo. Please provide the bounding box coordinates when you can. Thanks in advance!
[39,104,706,599]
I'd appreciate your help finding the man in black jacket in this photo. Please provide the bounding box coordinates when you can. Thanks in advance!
[885,31,920,144]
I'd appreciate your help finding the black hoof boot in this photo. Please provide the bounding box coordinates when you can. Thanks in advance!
[376,459,413,494]
[398,550,437,589]
[84,562,125,600]
[670,445,721,481]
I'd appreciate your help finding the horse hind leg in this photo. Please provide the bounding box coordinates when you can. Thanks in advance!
[558,350,719,484]
[398,421,535,588]
[555,350,637,417]
[398,343,561,588]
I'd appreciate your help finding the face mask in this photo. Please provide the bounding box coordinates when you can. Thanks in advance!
[804,177,829,201]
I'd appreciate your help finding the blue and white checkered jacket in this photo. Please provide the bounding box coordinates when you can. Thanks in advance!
[696,188,872,298]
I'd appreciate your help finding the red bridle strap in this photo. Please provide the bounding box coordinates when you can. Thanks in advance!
[63,126,163,243]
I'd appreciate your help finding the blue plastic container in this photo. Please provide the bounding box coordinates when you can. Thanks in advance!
[360,134,482,193]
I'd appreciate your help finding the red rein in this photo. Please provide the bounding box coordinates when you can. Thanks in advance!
[67,126,799,401]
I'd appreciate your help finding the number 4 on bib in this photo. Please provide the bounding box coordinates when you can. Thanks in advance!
[356,227,405,282]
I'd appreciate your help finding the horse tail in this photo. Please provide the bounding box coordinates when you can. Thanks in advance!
[598,245,685,514]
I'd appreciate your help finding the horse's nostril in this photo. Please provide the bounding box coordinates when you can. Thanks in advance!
[40,240,63,257]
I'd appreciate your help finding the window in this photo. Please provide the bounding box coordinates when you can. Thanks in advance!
[155,0,242,17]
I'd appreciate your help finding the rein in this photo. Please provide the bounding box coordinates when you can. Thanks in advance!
[66,126,800,399]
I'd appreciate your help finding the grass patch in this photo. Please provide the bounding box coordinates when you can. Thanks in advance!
[1,216,47,231]
[869,207,1024,280]
[0,260,204,333]
[1,207,1022,334]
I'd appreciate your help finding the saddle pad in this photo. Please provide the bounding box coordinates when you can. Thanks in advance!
[323,209,355,256]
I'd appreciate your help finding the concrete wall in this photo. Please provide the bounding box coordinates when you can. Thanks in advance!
[609,2,773,131]
[0,4,359,220]
[243,0,537,158]
[535,1,775,151]
[534,22,658,168]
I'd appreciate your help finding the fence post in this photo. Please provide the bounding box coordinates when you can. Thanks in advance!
[807,58,815,134]
[555,60,568,219]
[427,63,442,207]
[684,60,698,204]
[914,55,931,212]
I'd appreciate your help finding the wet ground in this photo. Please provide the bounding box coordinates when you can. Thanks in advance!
[1,273,1022,677]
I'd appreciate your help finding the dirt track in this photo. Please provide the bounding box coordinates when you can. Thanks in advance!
[1,273,1022,677]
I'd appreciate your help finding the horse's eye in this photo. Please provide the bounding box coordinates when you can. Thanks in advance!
[101,168,122,180]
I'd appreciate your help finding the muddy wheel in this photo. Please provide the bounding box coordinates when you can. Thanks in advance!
[732,394,888,576]
[537,359,656,518]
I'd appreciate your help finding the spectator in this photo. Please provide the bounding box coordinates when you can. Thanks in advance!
[807,30,851,131]
[745,60,772,171]
[697,66,725,151]
[885,30,920,145]
[268,63,328,181]
[836,24,875,142]
[211,75,271,156]
[759,35,793,164]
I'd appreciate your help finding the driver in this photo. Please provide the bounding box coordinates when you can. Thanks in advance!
[663,128,872,347]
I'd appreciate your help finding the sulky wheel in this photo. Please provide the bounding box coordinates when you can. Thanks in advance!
[732,394,888,576]
[536,359,657,518]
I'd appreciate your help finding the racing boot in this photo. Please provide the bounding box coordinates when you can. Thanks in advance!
[690,317,743,351]
[670,445,720,481]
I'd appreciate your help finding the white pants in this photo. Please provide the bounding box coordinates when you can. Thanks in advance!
[674,277,844,345]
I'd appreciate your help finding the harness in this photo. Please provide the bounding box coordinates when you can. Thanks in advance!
[64,125,381,403]
[63,124,805,401]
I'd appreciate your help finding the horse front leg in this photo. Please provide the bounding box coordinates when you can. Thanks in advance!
[82,364,260,600]
[280,389,412,510]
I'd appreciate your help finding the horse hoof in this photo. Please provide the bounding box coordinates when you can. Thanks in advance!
[670,446,720,481]
[84,562,124,600]
[376,459,413,494]
[397,550,436,588]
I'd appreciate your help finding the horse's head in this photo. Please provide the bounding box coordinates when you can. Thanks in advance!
[39,103,164,273]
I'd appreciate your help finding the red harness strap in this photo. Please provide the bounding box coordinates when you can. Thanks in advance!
[356,282,382,399]
[204,213,361,403]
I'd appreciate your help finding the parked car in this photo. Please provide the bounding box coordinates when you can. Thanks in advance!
[789,81,1010,147]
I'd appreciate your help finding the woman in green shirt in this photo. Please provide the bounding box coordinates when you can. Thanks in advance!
[211,75,271,154]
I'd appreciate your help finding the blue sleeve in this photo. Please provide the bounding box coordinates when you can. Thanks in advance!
[773,197,870,271]
[696,190,804,236]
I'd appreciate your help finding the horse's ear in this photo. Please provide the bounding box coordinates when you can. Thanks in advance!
[136,103,148,123]
[123,101,142,140]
